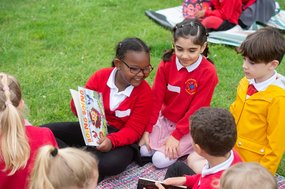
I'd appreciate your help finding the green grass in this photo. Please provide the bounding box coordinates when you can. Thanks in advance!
[1,0,285,176]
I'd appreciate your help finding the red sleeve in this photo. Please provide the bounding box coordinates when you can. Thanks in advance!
[107,83,153,147]
[204,0,240,21]
[146,60,167,132]
[185,174,200,187]
[172,66,218,140]
[46,128,58,147]
[70,70,103,116]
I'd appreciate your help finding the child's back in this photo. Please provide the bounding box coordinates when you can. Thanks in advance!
[157,107,242,189]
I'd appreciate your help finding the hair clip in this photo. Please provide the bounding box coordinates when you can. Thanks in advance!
[51,148,58,157]
[5,100,12,106]
[190,21,194,27]
[2,86,9,91]
[119,42,122,48]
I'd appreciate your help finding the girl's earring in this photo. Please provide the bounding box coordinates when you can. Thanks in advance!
[172,44,175,49]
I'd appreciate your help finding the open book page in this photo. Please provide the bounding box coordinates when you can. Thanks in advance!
[70,87,108,146]
[137,177,187,189]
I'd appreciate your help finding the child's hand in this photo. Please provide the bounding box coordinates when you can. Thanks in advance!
[155,182,165,189]
[165,136,179,159]
[138,132,151,150]
[195,10,205,18]
[155,177,187,188]
[164,177,187,186]
[97,137,112,152]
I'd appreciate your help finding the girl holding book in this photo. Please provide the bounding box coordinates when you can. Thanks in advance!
[42,37,153,182]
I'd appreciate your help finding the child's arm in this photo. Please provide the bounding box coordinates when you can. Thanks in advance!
[261,96,285,174]
[204,0,240,21]
[145,61,167,133]
[70,70,103,116]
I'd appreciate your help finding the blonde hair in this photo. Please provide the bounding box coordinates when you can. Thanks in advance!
[220,162,277,189]
[29,145,98,189]
[0,72,30,175]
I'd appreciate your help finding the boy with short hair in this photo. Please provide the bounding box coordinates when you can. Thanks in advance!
[230,27,285,174]
[155,107,242,189]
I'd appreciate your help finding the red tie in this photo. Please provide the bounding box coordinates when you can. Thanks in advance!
[247,84,258,96]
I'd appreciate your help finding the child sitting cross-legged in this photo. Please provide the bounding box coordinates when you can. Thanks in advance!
[155,107,242,189]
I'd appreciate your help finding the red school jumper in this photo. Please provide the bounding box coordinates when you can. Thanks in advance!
[204,0,242,27]
[71,68,152,148]
[0,126,57,189]
[146,55,218,140]
[185,151,242,189]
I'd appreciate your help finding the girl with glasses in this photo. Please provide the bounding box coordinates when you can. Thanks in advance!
[139,18,218,169]
[42,37,153,182]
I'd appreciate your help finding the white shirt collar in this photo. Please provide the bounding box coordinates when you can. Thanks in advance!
[175,55,202,72]
[249,71,277,91]
[201,150,234,177]
[107,68,134,97]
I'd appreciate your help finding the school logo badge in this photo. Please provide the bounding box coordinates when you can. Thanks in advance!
[185,78,198,95]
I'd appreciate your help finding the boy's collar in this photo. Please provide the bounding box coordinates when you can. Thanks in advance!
[201,150,234,177]
[249,70,277,91]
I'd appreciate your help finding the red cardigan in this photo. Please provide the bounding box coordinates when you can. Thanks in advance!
[205,0,242,24]
[185,151,242,189]
[71,68,152,148]
[0,126,57,189]
[146,55,218,140]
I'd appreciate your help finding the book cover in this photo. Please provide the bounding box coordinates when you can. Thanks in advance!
[137,177,187,189]
[70,87,108,146]
[182,0,211,19]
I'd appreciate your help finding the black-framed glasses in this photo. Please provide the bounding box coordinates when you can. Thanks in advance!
[120,59,153,74]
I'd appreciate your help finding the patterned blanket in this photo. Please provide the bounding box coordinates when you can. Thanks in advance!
[97,162,285,189]
[97,162,167,189]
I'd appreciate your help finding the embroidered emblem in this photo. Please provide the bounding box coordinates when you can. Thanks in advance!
[185,78,198,95]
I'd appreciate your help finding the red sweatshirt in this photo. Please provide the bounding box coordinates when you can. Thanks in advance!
[205,0,242,24]
[0,126,57,189]
[185,150,242,189]
[71,68,152,148]
[146,55,218,140]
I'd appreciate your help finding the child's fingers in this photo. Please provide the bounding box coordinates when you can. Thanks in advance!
[155,182,165,189]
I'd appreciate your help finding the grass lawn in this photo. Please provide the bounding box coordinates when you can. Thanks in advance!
[1,0,284,176]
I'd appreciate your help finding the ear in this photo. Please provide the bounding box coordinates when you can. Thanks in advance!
[200,42,207,54]
[269,60,279,70]
[17,99,25,111]
[194,143,203,155]
[113,58,122,70]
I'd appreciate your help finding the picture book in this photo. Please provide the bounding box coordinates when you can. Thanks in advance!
[137,177,187,189]
[70,87,108,146]
[182,0,211,19]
